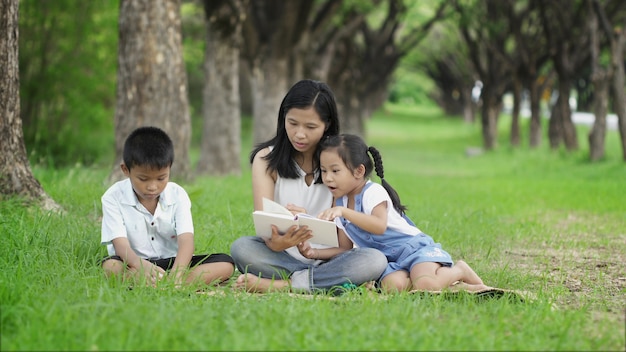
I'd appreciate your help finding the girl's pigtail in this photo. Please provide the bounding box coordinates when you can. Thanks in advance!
[367,146,407,215]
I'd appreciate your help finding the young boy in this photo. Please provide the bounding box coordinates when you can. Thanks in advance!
[101,126,234,287]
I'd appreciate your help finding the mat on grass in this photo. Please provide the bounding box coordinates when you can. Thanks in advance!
[409,287,529,302]
[197,286,530,302]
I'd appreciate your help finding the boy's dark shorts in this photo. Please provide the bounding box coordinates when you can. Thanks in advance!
[101,253,234,271]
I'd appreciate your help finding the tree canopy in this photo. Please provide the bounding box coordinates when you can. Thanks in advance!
[11,0,626,172]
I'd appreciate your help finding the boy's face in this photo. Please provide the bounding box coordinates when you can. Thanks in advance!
[121,163,170,202]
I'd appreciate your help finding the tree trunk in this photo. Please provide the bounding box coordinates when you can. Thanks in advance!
[241,0,314,145]
[110,0,191,183]
[0,0,60,211]
[588,77,608,161]
[557,79,579,150]
[539,0,587,152]
[510,78,522,147]
[548,97,563,150]
[197,0,244,176]
[528,77,543,148]
[587,3,608,162]
[611,27,626,161]
[249,58,289,145]
[462,87,475,124]
[337,84,365,137]
[549,79,579,151]
[481,91,499,150]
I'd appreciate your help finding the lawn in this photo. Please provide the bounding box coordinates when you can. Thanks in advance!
[1,104,624,351]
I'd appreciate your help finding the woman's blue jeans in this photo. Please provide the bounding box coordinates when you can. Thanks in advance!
[230,236,387,292]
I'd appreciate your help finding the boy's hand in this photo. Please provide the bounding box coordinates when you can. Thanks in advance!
[168,269,186,288]
[139,259,166,286]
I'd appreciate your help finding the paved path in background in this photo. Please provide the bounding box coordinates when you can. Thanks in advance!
[519,109,619,130]
[572,112,618,130]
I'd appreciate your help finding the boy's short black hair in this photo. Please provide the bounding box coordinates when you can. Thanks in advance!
[123,126,174,170]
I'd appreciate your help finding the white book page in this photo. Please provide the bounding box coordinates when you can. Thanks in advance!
[262,197,293,216]
[252,211,297,238]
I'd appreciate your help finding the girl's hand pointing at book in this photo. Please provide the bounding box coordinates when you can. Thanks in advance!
[318,206,344,221]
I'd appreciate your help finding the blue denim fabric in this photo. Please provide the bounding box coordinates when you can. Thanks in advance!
[337,182,453,280]
[230,236,387,292]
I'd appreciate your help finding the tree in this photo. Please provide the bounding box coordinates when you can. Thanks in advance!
[110,0,191,183]
[613,27,626,161]
[0,0,60,211]
[419,24,478,123]
[508,0,551,148]
[297,0,367,83]
[197,0,246,176]
[590,0,626,161]
[241,0,316,145]
[18,0,118,167]
[539,0,590,151]
[456,0,514,150]
[328,0,449,136]
[588,0,612,161]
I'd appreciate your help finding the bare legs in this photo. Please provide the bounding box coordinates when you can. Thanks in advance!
[188,262,235,285]
[234,273,291,293]
[380,260,490,293]
[102,259,234,287]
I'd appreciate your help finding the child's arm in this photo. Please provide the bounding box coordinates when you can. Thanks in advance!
[111,237,165,283]
[318,201,388,235]
[169,232,194,284]
[297,228,353,260]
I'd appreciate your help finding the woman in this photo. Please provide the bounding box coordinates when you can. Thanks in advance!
[230,79,387,293]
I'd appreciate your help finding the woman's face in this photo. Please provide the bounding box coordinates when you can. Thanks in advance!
[284,107,327,154]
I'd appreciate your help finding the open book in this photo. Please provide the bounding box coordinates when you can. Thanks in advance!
[252,198,339,247]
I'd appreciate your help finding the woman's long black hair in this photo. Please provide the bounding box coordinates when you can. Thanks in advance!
[249,79,340,183]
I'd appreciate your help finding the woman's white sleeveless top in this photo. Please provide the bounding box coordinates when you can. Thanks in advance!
[274,163,333,263]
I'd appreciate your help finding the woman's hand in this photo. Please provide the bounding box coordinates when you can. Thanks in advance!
[285,203,307,216]
[265,225,313,252]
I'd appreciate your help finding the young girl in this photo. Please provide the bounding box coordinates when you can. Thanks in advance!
[300,133,492,293]
[230,81,387,293]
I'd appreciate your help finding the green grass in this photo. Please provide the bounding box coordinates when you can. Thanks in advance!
[1,104,624,351]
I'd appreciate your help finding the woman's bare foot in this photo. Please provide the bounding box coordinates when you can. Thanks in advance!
[454,260,484,285]
[234,273,290,293]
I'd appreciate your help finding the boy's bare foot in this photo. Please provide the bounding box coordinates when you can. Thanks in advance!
[234,273,290,293]
[454,260,484,285]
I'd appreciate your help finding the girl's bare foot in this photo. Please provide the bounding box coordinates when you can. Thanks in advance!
[448,281,491,292]
[234,273,290,293]
[454,260,484,285]
[363,281,377,290]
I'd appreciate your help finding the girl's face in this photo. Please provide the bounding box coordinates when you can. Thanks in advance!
[122,163,170,205]
[285,107,326,154]
[320,149,364,198]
